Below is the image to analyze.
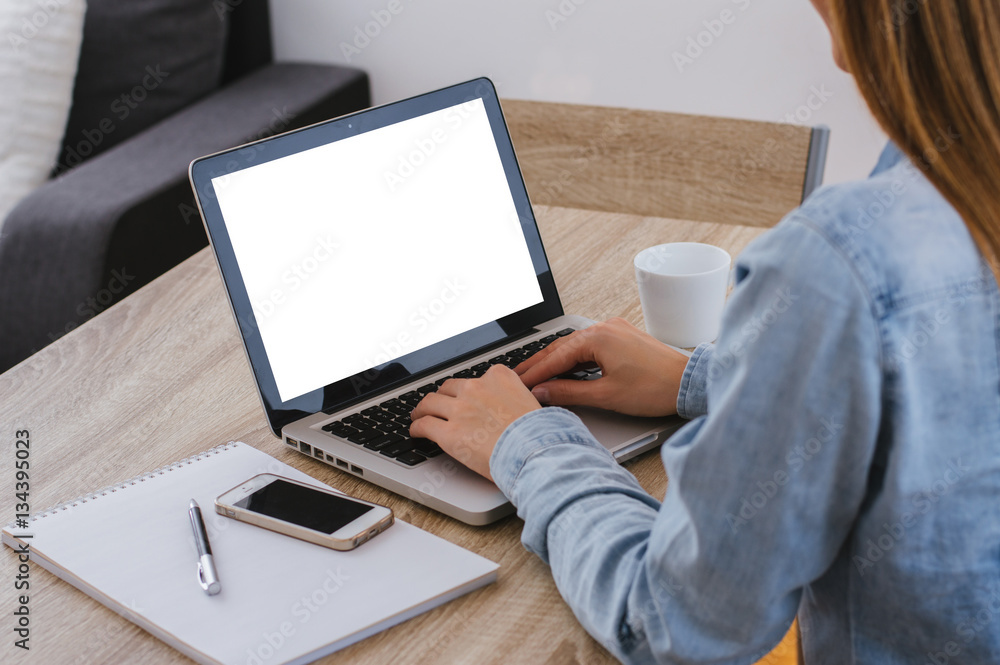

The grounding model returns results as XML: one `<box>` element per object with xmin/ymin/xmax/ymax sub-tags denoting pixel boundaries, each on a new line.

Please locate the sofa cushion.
<box><xmin>0</xmin><ymin>0</ymin><xmax>86</xmax><ymax>233</ymax></box>
<box><xmin>56</xmin><ymin>0</ymin><xmax>228</xmax><ymax>173</ymax></box>
<box><xmin>0</xmin><ymin>62</ymin><xmax>370</xmax><ymax>373</ymax></box>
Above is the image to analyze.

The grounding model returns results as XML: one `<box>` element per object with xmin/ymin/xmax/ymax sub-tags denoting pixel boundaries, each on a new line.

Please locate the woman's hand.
<box><xmin>410</xmin><ymin>365</ymin><xmax>541</xmax><ymax>480</ymax></box>
<box><xmin>410</xmin><ymin>318</ymin><xmax>690</xmax><ymax>480</ymax></box>
<box><xmin>516</xmin><ymin>318</ymin><xmax>689</xmax><ymax>417</ymax></box>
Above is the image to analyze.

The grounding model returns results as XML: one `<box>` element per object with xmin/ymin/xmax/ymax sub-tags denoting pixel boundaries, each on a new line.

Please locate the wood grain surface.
<box><xmin>0</xmin><ymin>206</ymin><xmax>798</xmax><ymax>664</ymax></box>
<box><xmin>503</xmin><ymin>99</ymin><xmax>813</xmax><ymax>229</ymax></box>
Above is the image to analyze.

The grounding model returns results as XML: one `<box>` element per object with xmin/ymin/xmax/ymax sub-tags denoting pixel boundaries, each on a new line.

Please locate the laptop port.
<box><xmin>325</xmin><ymin>453</ymin><xmax>335</xmax><ymax>462</ymax></box>
<box><xmin>286</xmin><ymin>438</ymin><xmax>298</xmax><ymax>448</ymax></box>
<box><xmin>299</xmin><ymin>441</ymin><xmax>312</xmax><ymax>455</ymax></box>
<box><xmin>350</xmin><ymin>465</ymin><xmax>363</xmax><ymax>476</ymax></box>
<box><xmin>314</xmin><ymin>448</ymin><xmax>324</xmax><ymax>459</ymax></box>
<box><xmin>336</xmin><ymin>459</ymin><xmax>348</xmax><ymax>469</ymax></box>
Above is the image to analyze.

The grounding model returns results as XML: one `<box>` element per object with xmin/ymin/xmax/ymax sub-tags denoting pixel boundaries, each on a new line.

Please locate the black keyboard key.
<box><xmin>489</xmin><ymin>355</ymin><xmax>507</xmax><ymax>364</ymax></box>
<box><xmin>524</xmin><ymin>341</ymin><xmax>544</xmax><ymax>352</ymax></box>
<box><xmin>343</xmin><ymin>413</ymin><xmax>366</xmax><ymax>425</ymax></box>
<box><xmin>329</xmin><ymin>424</ymin><xmax>362</xmax><ymax>439</ymax></box>
<box><xmin>386</xmin><ymin>403</ymin><xmax>410</xmax><ymax>416</ymax></box>
<box><xmin>562</xmin><ymin>370</ymin><xmax>591</xmax><ymax>381</ymax></box>
<box><xmin>400</xmin><ymin>391</ymin><xmax>420</xmax><ymax>402</ymax></box>
<box><xmin>395</xmin><ymin>451</ymin><xmax>427</xmax><ymax>466</ymax></box>
<box><xmin>361</xmin><ymin>406</ymin><xmax>380</xmax><ymax>416</ymax></box>
<box><xmin>541</xmin><ymin>334</ymin><xmax>558</xmax><ymax>344</ymax></box>
<box><xmin>366</xmin><ymin>417</ymin><xmax>390</xmax><ymax>433</ymax></box>
<box><xmin>557</xmin><ymin>328</ymin><xmax>575</xmax><ymax>336</ymax></box>
<box><xmin>380</xmin><ymin>398</ymin><xmax>402</xmax><ymax>409</ymax></box>
<box><xmin>380</xmin><ymin>438</ymin><xmax>417</xmax><ymax>458</ymax></box>
<box><xmin>435</xmin><ymin>376</ymin><xmax>451</xmax><ymax>386</ymax></box>
<box><xmin>394</xmin><ymin>414</ymin><xmax>411</xmax><ymax>427</ymax></box>
<box><xmin>364</xmin><ymin>433</ymin><xmax>404</xmax><ymax>451</ymax></box>
<box><xmin>417</xmin><ymin>383</ymin><xmax>438</xmax><ymax>395</ymax></box>
<box><xmin>346</xmin><ymin>428</ymin><xmax>381</xmax><ymax>445</ymax></box>
<box><xmin>454</xmin><ymin>369</ymin><xmax>475</xmax><ymax>379</ymax></box>
<box><xmin>369</xmin><ymin>411</ymin><xmax>395</xmax><ymax>424</ymax></box>
<box><xmin>387</xmin><ymin>421</ymin><xmax>410</xmax><ymax>435</ymax></box>
<box><xmin>412</xmin><ymin>439</ymin><xmax>443</xmax><ymax>458</ymax></box>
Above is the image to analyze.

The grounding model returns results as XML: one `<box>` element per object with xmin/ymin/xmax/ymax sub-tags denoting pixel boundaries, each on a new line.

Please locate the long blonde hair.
<box><xmin>829</xmin><ymin>1</ymin><xmax>1000</xmax><ymax>278</ymax></box>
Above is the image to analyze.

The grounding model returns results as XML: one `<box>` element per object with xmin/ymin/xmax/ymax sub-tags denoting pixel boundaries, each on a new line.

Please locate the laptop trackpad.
<box><xmin>566</xmin><ymin>405</ymin><xmax>685</xmax><ymax>462</ymax></box>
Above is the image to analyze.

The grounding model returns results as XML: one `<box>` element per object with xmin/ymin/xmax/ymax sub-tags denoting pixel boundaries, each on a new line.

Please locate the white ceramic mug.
<box><xmin>634</xmin><ymin>242</ymin><xmax>732</xmax><ymax>348</ymax></box>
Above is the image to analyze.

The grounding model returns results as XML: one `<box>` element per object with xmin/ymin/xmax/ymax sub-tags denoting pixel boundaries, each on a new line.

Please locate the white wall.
<box><xmin>271</xmin><ymin>0</ymin><xmax>888</xmax><ymax>185</ymax></box>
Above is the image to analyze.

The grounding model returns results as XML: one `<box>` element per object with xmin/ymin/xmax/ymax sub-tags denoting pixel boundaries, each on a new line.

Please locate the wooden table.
<box><xmin>0</xmin><ymin>206</ymin><xmax>797</xmax><ymax>664</ymax></box>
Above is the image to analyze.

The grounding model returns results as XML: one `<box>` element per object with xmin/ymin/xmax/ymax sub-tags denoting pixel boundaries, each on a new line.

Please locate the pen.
<box><xmin>188</xmin><ymin>499</ymin><xmax>221</xmax><ymax>596</ymax></box>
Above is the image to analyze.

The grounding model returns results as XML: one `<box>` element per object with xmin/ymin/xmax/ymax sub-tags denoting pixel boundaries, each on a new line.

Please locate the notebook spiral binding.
<box><xmin>14</xmin><ymin>442</ymin><xmax>240</xmax><ymax>525</ymax></box>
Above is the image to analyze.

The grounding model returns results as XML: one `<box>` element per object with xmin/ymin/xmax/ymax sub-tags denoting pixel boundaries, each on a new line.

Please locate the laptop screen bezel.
<box><xmin>189</xmin><ymin>78</ymin><xmax>563</xmax><ymax>435</ymax></box>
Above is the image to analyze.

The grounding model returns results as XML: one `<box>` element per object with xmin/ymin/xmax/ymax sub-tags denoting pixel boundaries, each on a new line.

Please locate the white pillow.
<box><xmin>0</xmin><ymin>0</ymin><xmax>87</xmax><ymax>232</ymax></box>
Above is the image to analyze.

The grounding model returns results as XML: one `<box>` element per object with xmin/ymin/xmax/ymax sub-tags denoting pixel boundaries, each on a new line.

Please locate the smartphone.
<box><xmin>215</xmin><ymin>474</ymin><xmax>393</xmax><ymax>550</ymax></box>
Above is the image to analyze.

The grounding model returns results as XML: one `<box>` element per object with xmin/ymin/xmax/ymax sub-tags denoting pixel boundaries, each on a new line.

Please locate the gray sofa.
<box><xmin>0</xmin><ymin>0</ymin><xmax>370</xmax><ymax>372</ymax></box>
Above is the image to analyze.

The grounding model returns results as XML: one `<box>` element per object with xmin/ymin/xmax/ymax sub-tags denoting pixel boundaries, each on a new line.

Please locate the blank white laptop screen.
<box><xmin>214</xmin><ymin>99</ymin><xmax>544</xmax><ymax>403</ymax></box>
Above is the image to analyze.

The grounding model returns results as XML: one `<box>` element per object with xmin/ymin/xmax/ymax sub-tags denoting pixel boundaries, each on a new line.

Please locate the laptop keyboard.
<box><xmin>320</xmin><ymin>327</ymin><xmax>587</xmax><ymax>467</ymax></box>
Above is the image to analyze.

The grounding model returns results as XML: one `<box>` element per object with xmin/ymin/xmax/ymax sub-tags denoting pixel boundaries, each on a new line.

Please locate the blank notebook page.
<box><xmin>2</xmin><ymin>442</ymin><xmax>498</xmax><ymax>665</ymax></box>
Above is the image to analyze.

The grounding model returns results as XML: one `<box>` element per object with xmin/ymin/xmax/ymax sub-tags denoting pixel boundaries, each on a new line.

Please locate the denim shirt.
<box><xmin>490</xmin><ymin>143</ymin><xmax>1000</xmax><ymax>664</ymax></box>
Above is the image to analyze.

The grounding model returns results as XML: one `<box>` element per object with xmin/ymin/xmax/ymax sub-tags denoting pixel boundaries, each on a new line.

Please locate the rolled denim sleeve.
<box><xmin>490</xmin><ymin>215</ymin><xmax>883</xmax><ymax>664</ymax></box>
<box><xmin>676</xmin><ymin>343</ymin><xmax>713</xmax><ymax>420</ymax></box>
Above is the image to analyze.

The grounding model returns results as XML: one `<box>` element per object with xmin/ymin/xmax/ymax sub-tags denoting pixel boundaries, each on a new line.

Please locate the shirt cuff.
<box><xmin>676</xmin><ymin>343</ymin><xmax>713</xmax><ymax>420</ymax></box>
<box><xmin>489</xmin><ymin>406</ymin><xmax>604</xmax><ymax>500</ymax></box>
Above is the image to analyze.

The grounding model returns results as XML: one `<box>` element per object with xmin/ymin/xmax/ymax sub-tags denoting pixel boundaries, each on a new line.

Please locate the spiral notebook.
<box><xmin>1</xmin><ymin>442</ymin><xmax>499</xmax><ymax>665</ymax></box>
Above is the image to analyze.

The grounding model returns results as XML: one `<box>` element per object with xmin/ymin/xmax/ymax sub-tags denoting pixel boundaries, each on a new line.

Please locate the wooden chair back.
<box><xmin>502</xmin><ymin>99</ymin><xmax>829</xmax><ymax>228</ymax></box>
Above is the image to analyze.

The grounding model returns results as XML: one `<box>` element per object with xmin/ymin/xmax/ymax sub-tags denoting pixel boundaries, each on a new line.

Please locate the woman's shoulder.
<box><xmin>747</xmin><ymin>147</ymin><xmax>986</xmax><ymax>315</ymax></box>
<box><xmin>794</xmin><ymin>145</ymin><xmax>965</xmax><ymax>253</ymax></box>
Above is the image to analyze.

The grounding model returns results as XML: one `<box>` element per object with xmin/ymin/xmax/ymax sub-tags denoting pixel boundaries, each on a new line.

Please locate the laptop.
<box><xmin>189</xmin><ymin>77</ymin><xmax>682</xmax><ymax>525</ymax></box>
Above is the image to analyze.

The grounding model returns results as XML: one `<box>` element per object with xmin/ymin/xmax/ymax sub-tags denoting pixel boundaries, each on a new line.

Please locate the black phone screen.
<box><xmin>236</xmin><ymin>478</ymin><xmax>374</xmax><ymax>534</ymax></box>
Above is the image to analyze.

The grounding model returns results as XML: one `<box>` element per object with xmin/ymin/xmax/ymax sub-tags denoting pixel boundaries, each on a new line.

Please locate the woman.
<box><xmin>412</xmin><ymin>1</ymin><xmax>1000</xmax><ymax>662</ymax></box>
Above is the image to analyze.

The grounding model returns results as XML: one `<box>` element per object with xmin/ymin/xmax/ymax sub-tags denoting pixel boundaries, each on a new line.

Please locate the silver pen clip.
<box><xmin>197</xmin><ymin>554</ymin><xmax>221</xmax><ymax>595</ymax></box>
